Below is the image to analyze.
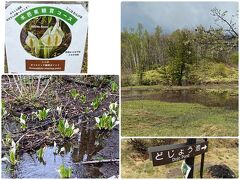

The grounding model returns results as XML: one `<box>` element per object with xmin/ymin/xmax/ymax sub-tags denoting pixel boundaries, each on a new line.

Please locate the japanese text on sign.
<box><xmin>15</xmin><ymin>6</ymin><xmax>78</xmax><ymax>25</ymax></box>
<box><xmin>148</xmin><ymin>141</ymin><xmax>208</xmax><ymax>166</ymax></box>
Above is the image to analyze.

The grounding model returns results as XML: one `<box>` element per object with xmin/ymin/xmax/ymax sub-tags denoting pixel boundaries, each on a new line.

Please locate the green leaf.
<box><xmin>65</xmin><ymin>128</ymin><xmax>73</xmax><ymax>138</ymax></box>
<box><xmin>95</xmin><ymin>113</ymin><xmax>117</xmax><ymax>130</ymax></box>
<box><xmin>37</xmin><ymin>108</ymin><xmax>50</xmax><ymax>121</ymax></box>
<box><xmin>37</xmin><ymin>147</ymin><xmax>45</xmax><ymax>160</ymax></box>
<box><xmin>111</xmin><ymin>81</ymin><xmax>118</xmax><ymax>92</ymax></box>
<box><xmin>80</xmin><ymin>95</ymin><xmax>87</xmax><ymax>103</ymax></box>
<box><xmin>9</xmin><ymin>149</ymin><xmax>17</xmax><ymax>165</ymax></box>
<box><xmin>21</xmin><ymin>124</ymin><xmax>27</xmax><ymax>130</ymax></box>
<box><xmin>58</xmin><ymin>164</ymin><xmax>72</xmax><ymax>178</ymax></box>
<box><xmin>91</xmin><ymin>97</ymin><xmax>101</xmax><ymax>110</ymax></box>
<box><xmin>58</xmin><ymin>119</ymin><xmax>77</xmax><ymax>138</ymax></box>
<box><xmin>1</xmin><ymin>100</ymin><xmax>7</xmax><ymax>118</ymax></box>
<box><xmin>58</xmin><ymin>119</ymin><xmax>65</xmax><ymax>137</ymax></box>
<box><xmin>70</xmin><ymin>89</ymin><xmax>80</xmax><ymax>100</ymax></box>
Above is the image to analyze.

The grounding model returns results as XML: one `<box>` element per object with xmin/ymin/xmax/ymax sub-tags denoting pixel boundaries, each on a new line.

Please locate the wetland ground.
<box><xmin>1</xmin><ymin>75</ymin><xmax>119</xmax><ymax>178</ymax></box>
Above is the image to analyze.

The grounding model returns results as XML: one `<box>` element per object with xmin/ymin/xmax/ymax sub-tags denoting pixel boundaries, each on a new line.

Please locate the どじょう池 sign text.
<box><xmin>148</xmin><ymin>140</ymin><xmax>208</xmax><ymax>166</ymax></box>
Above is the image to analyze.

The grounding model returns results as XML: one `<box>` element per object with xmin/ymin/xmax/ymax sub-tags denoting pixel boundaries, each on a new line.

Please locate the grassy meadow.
<box><xmin>121</xmin><ymin>99</ymin><xmax>238</xmax><ymax>137</ymax></box>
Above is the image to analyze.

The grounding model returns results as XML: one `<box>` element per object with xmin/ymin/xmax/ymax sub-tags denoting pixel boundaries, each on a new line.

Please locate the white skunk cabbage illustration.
<box><xmin>25</xmin><ymin>17</ymin><xmax>65</xmax><ymax>58</ymax></box>
<box><xmin>52</xmin><ymin>19</ymin><xmax>65</xmax><ymax>39</ymax></box>
<box><xmin>41</xmin><ymin>18</ymin><xmax>64</xmax><ymax>47</ymax></box>
<box><xmin>25</xmin><ymin>32</ymin><xmax>39</xmax><ymax>49</ymax></box>
<box><xmin>51</xmin><ymin>31</ymin><xmax>63</xmax><ymax>47</ymax></box>
<box><xmin>40</xmin><ymin>27</ymin><xmax>53</xmax><ymax>47</ymax></box>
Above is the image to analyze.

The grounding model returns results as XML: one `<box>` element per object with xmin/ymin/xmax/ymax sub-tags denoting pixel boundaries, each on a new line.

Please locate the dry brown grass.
<box><xmin>121</xmin><ymin>139</ymin><xmax>238</xmax><ymax>178</ymax></box>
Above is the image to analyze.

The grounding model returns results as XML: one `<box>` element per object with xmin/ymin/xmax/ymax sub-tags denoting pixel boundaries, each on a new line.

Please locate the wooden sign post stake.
<box><xmin>200</xmin><ymin>138</ymin><xmax>208</xmax><ymax>178</ymax></box>
<box><xmin>185</xmin><ymin>138</ymin><xmax>197</xmax><ymax>178</ymax></box>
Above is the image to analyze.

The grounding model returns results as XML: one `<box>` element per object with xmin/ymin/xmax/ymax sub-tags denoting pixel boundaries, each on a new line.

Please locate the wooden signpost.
<box><xmin>200</xmin><ymin>138</ymin><xmax>208</xmax><ymax>178</ymax></box>
<box><xmin>148</xmin><ymin>139</ymin><xmax>208</xmax><ymax>178</ymax></box>
<box><xmin>185</xmin><ymin>138</ymin><xmax>197</xmax><ymax>178</ymax></box>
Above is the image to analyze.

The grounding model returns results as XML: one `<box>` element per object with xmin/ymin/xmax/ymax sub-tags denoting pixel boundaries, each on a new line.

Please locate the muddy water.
<box><xmin>2</xmin><ymin>147</ymin><xmax>103</xmax><ymax>178</ymax></box>
<box><xmin>2</xmin><ymin>126</ymin><xmax>119</xmax><ymax>178</ymax></box>
<box><xmin>122</xmin><ymin>87</ymin><xmax>238</xmax><ymax>110</ymax></box>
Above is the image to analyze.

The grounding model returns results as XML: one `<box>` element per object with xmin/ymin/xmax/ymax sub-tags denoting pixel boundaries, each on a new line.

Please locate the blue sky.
<box><xmin>121</xmin><ymin>2</ymin><xmax>238</xmax><ymax>33</ymax></box>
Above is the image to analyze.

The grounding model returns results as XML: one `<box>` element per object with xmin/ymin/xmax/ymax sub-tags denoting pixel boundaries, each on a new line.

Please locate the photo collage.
<box><xmin>1</xmin><ymin>0</ymin><xmax>239</xmax><ymax>179</ymax></box>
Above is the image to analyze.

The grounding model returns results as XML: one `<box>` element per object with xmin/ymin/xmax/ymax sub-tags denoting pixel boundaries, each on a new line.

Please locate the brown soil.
<box><xmin>2</xmin><ymin>75</ymin><xmax>119</xmax><ymax>154</ymax></box>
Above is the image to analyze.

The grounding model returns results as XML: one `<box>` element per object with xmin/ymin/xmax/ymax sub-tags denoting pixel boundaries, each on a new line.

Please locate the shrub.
<box><xmin>157</xmin><ymin>66</ymin><xmax>173</xmax><ymax>85</ymax></box>
<box><xmin>121</xmin><ymin>74</ymin><xmax>132</xmax><ymax>86</ymax></box>
<box><xmin>188</xmin><ymin>61</ymin><xmax>238</xmax><ymax>84</ymax></box>
<box><xmin>213</xmin><ymin>63</ymin><xmax>228</xmax><ymax>77</ymax></box>
<box><xmin>230</xmin><ymin>52</ymin><xmax>238</xmax><ymax>66</ymax></box>
<box><xmin>129</xmin><ymin>74</ymin><xmax>139</xmax><ymax>86</ymax></box>
<box><xmin>142</xmin><ymin>70</ymin><xmax>161</xmax><ymax>85</ymax></box>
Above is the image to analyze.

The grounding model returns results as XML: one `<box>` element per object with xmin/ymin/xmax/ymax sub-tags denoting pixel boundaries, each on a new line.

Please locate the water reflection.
<box><xmin>122</xmin><ymin>88</ymin><xmax>238</xmax><ymax>110</ymax></box>
<box><xmin>71</xmin><ymin>127</ymin><xmax>103</xmax><ymax>163</ymax></box>
<box><xmin>2</xmin><ymin>121</ymin><xmax>115</xmax><ymax>178</ymax></box>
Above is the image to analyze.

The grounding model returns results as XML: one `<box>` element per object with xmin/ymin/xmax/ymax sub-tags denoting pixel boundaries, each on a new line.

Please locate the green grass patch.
<box><xmin>122</xmin><ymin>100</ymin><xmax>238</xmax><ymax>136</ymax></box>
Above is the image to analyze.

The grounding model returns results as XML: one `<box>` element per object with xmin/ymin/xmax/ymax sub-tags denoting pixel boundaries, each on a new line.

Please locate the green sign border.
<box><xmin>15</xmin><ymin>6</ymin><xmax>78</xmax><ymax>25</ymax></box>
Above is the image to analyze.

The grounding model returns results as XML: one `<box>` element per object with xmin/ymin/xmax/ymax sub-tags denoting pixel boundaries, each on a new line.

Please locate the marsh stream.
<box><xmin>122</xmin><ymin>86</ymin><xmax>238</xmax><ymax>110</ymax></box>
<box><xmin>2</xmin><ymin>126</ymin><xmax>119</xmax><ymax>178</ymax></box>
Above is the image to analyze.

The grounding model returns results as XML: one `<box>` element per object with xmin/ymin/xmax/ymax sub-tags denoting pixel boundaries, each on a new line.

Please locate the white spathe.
<box><xmin>25</xmin><ymin>31</ymin><xmax>39</xmax><ymax>49</ymax></box>
<box><xmin>41</xmin><ymin>18</ymin><xmax>64</xmax><ymax>47</ymax></box>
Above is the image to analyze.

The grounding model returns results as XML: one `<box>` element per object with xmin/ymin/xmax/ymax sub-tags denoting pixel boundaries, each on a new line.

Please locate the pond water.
<box><xmin>2</xmin><ymin>127</ymin><xmax>119</xmax><ymax>178</ymax></box>
<box><xmin>122</xmin><ymin>87</ymin><xmax>238</xmax><ymax>110</ymax></box>
<box><xmin>2</xmin><ymin>147</ymin><xmax>102</xmax><ymax>178</ymax></box>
